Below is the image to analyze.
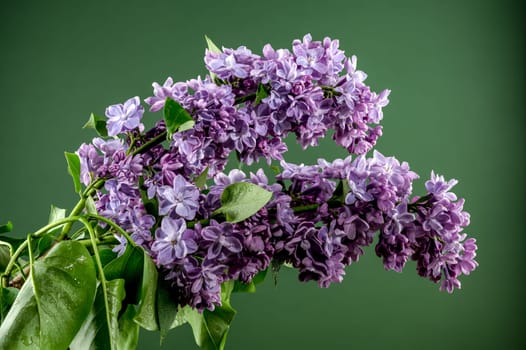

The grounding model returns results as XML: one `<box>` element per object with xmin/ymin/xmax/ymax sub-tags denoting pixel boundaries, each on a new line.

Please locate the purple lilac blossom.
<box><xmin>145</xmin><ymin>33</ymin><xmax>390</xmax><ymax>177</ymax></box>
<box><xmin>112</xmin><ymin>234</ymin><xmax>128</xmax><ymax>257</ymax></box>
<box><xmin>151</xmin><ymin>217</ymin><xmax>198</xmax><ymax>266</ymax></box>
<box><xmin>157</xmin><ymin>174</ymin><xmax>200</xmax><ymax>220</ymax></box>
<box><xmin>200</xmin><ymin>220</ymin><xmax>243</xmax><ymax>259</ymax></box>
<box><xmin>77</xmin><ymin>34</ymin><xmax>478</xmax><ymax>313</ymax></box>
<box><xmin>105</xmin><ymin>96</ymin><xmax>145</xmax><ymax>136</ymax></box>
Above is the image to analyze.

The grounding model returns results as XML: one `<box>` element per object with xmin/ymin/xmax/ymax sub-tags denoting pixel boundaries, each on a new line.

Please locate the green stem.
<box><xmin>77</xmin><ymin>235</ymin><xmax>117</xmax><ymax>247</ymax></box>
<box><xmin>187</xmin><ymin>218</ymin><xmax>210</xmax><ymax>229</ymax></box>
<box><xmin>0</xmin><ymin>241</ymin><xmax>13</xmax><ymax>258</ymax></box>
<box><xmin>27</xmin><ymin>234</ymin><xmax>40</xmax><ymax>308</ymax></box>
<box><xmin>1</xmin><ymin>216</ymin><xmax>81</xmax><ymax>287</ymax></box>
<box><xmin>1</xmin><ymin>241</ymin><xmax>27</xmax><ymax>288</ymax></box>
<box><xmin>234</xmin><ymin>93</ymin><xmax>256</xmax><ymax>104</ymax></box>
<box><xmin>13</xmin><ymin>262</ymin><xmax>26</xmax><ymax>281</ymax></box>
<box><xmin>34</xmin><ymin>217</ymin><xmax>82</xmax><ymax>238</ymax></box>
<box><xmin>186</xmin><ymin>202</ymin><xmax>322</xmax><ymax>229</ymax></box>
<box><xmin>292</xmin><ymin>203</ymin><xmax>320</xmax><ymax>214</ymax></box>
<box><xmin>86</xmin><ymin>214</ymin><xmax>136</xmax><ymax>246</ymax></box>
<box><xmin>79</xmin><ymin>216</ymin><xmax>114</xmax><ymax>350</ymax></box>
<box><xmin>132</xmin><ymin>131</ymin><xmax>167</xmax><ymax>156</ymax></box>
<box><xmin>59</xmin><ymin>178</ymin><xmax>105</xmax><ymax>240</ymax></box>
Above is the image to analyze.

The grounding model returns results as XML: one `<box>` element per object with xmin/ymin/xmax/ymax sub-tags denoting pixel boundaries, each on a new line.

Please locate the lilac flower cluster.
<box><xmin>144</xmin><ymin>34</ymin><xmax>389</xmax><ymax>177</ymax></box>
<box><xmin>77</xmin><ymin>135</ymin><xmax>155</xmax><ymax>248</ymax></box>
<box><xmin>376</xmin><ymin>172</ymin><xmax>478</xmax><ymax>292</ymax></box>
<box><xmin>273</xmin><ymin>151</ymin><xmax>418</xmax><ymax>287</ymax></box>
<box><xmin>75</xmin><ymin>34</ymin><xmax>477</xmax><ymax>313</ymax></box>
<box><xmin>147</xmin><ymin>169</ymin><xmax>289</xmax><ymax>310</ymax></box>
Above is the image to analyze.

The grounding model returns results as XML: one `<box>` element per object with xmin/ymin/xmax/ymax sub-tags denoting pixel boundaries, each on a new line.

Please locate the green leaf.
<box><xmin>83</xmin><ymin>113</ymin><xmax>108</xmax><ymax>137</ymax></box>
<box><xmin>133</xmin><ymin>251</ymin><xmax>158</xmax><ymax>331</ymax></box>
<box><xmin>65</xmin><ymin>152</ymin><xmax>83</xmax><ymax>194</ymax></box>
<box><xmin>134</xmin><ymin>252</ymin><xmax>186</xmax><ymax>343</ymax></box>
<box><xmin>0</xmin><ymin>276</ymin><xmax>40</xmax><ymax>348</ymax></box>
<box><xmin>103</xmin><ymin>244</ymin><xmax>144</xmax><ymax>305</ymax></box>
<box><xmin>156</xmin><ymin>279</ymin><xmax>188</xmax><ymax>344</ymax></box>
<box><xmin>0</xmin><ymin>245</ymin><xmax>10</xmax><ymax>272</ymax></box>
<box><xmin>204</xmin><ymin>36</ymin><xmax>222</xmax><ymax>81</ymax></box>
<box><xmin>70</xmin><ymin>279</ymin><xmax>138</xmax><ymax>350</ymax></box>
<box><xmin>0</xmin><ymin>241</ymin><xmax>97</xmax><ymax>349</ymax></box>
<box><xmin>0</xmin><ymin>286</ymin><xmax>18</xmax><ymax>324</ymax></box>
<box><xmin>233</xmin><ymin>280</ymin><xmax>256</xmax><ymax>293</ymax></box>
<box><xmin>254</xmin><ymin>83</ymin><xmax>270</xmax><ymax>106</ymax></box>
<box><xmin>194</xmin><ymin>166</ymin><xmax>209</xmax><ymax>189</ymax></box>
<box><xmin>163</xmin><ymin>98</ymin><xmax>195</xmax><ymax>139</ymax></box>
<box><xmin>36</xmin><ymin>205</ymin><xmax>66</xmax><ymax>248</ymax></box>
<box><xmin>0</xmin><ymin>235</ymin><xmax>25</xmax><ymax>252</ymax></box>
<box><xmin>85</xmin><ymin>196</ymin><xmax>98</xmax><ymax>215</ymax></box>
<box><xmin>330</xmin><ymin>179</ymin><xmax>350</xmax><ymax>203</ymax></box>
<box><xmin>214</xmin><ymin>182</ymin><xmax>272</xmax><ymax>223</ymax></box>
<box><xmin>48</xmin><ymin>204</ymin><xmax>66</xmax><ymax>225</ymax></box>
<box><xmin>35</xmin><ymin>234</ymin><xmax>54</xmax><ymax>257</ymax></box>
<box><xmin>205</xmin><ymin>35</ymin><xmax>221</xmax><ymax>54</ymax></box>
<box><xmin>0</xmin><ymin>221</ymin><xmax>13</xmax><ymax>234</ymax></box>
<box><xmin>98</xmin><ymin>248</ymin><xmax>118</xmax><ymax>267</ymax></box>
<box><xmin>116</xmin><ymin>304</ymin><xmax>140</xmax><ymax>350</ymax></box>
<box><xmin>186</xmin><ymin>283</ymin><xmax>236</xmax><ymax>350</ymax></box>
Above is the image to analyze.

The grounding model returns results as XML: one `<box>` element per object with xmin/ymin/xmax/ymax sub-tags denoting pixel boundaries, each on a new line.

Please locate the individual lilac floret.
<box><xmin>144</xmin><ymin>77</ymin><xmax>189</xmax><ymax>112</ymax></box>
<box><xmin>292</xmin><ymin>34</ymin><xmax>329</xmax><ymax>79</ymax></box>
<box><xmin>204</xmin><ymin>46</ymin><xmax>258</xmax><ymax>80</ymax></box>
<box><xmin>200</xmin><ymin>220</ymin><xmax>243</xmax><ymax>258</ymax></box>
<box><xmin>112</xmin><ymin>234</ymin><xmax>128</xmax><ymax>257</ymax></box>
<box><xmin>77</xmin><ymin>143</ymin><xmax>103</xmax><ymax>185</ymax></box>
<box><xmin>157</xmin><ymin>174</ymin><xmax>200</xmax><ymax>220</ymax></box>
<box><xmin>105</xmin><ymin>96</ymin><xmax>145</xmax><ymax>136</ymax></box>
<box><xmin>425</xmin><ymin>171</ymin><xmax>459</xmax><ymax>201</ymax></box>
<box><xmin>151</xmin><ymin>217</ymin><xmax>198</xmax><ymax>266</ymax></box>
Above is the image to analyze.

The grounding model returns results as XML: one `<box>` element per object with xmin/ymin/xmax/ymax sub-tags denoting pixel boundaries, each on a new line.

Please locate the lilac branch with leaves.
<box><xmin>0</xmin><ymin>34</ymin><xmax>478</xmax><ymax>350</ymax></box>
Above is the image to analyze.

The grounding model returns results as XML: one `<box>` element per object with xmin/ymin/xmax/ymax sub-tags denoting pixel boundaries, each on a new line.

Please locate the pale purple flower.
<box><xmin>151</xmin><ymin>217</ymin><xmax>197</xmax><ymax>265</ymax></box>
<box><xmin>144</xmin><ymin>77</ymin><xmax>189</xmax><ymax>112</ymax></box>
<box><xmin>77</xmin><ymin>143</ymin><xmax>103</xmax><ymax>185</ymax></box>
<box><xmin>200</xmin><ymin>220</ymin><xmax>243</xmax><ymax>259</ymax></box>
<box><xmin>204</xmin><ymin>46</ymin><xmax>256</xmax><ymax>79</ymax></box>
<box><xmin>112</xmin><ymin>234</ymin><xmax>127</xmax><ymax>257</ymax></box>
<box><xmin>105</xmin><ymin>96</ymin><xmax>144</xmax><ymax>136</ymax></box>
<box><xmin>292</xmin><ymin>33</ymin><xmax>328</xmax><ymax>79</ymax></box>
<box><xmin>425</xmin><ymin>171</ymin><xmax>459</xmax><ymax>201</ymax></box>
<box><xmin>213</xmin><ymin>169</ymin><xmax>246</xmax><ymax>187</ymax></box>
<box><xmin>157</xmin><ymin>174</ymin><xmax>199</xmax><ymax>219</ymax></box>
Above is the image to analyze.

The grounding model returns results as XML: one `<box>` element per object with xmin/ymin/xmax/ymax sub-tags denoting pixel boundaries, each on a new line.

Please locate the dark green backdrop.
<box><xmin>1</xmin><ymin>1</ymin><xmax>524</xmax><ymax>349</ymax></box>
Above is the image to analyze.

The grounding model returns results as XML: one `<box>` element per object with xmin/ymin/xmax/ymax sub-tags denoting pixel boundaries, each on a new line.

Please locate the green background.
<box><xmin>0</xmin><ymin>0</ymin><xmax>524</xmax><ymax>349</ymax></box>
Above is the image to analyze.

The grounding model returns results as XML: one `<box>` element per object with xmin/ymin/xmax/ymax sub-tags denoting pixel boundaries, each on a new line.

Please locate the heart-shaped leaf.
<box><xmin>214</xmin><ymin>182</ymin><xmax>272</xmax><ymax>223</ymax></box>
<box><xmin>0</xmin><ymin>240</ymin><xmax>97</xmax><ymax>349</ymax></box>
